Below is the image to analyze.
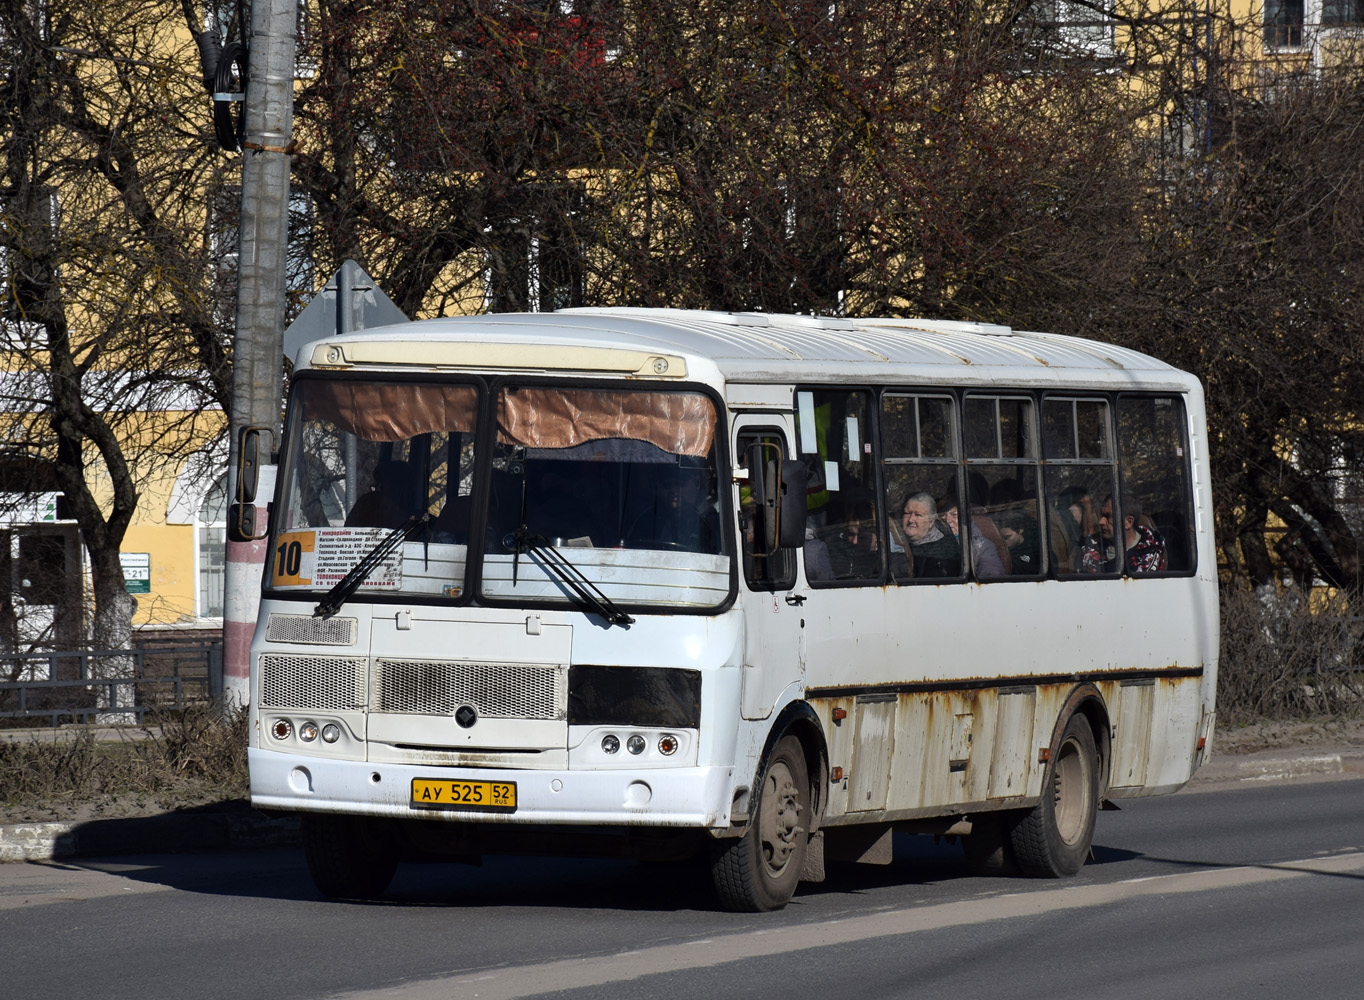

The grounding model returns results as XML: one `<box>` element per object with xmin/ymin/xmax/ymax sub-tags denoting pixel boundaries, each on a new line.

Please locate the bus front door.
<box><xmin>735</xmin><ymin>420</ymin><xmax>806</xmax><ymax>721</ymax></box>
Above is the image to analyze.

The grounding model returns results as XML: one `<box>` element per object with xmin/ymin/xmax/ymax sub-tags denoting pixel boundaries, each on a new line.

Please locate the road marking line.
<box><xmin>330</xmin><ymin>852</ymin><xmax>1364</xmax><ymax>1000</ymax></box>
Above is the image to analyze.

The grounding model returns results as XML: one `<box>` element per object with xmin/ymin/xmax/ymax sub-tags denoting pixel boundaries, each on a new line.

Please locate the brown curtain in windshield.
<box><xmin>301</xmin><ymin>383</ymin><xmax>478</xmax><ymax>442</ymax></box>
<box><xmin>498</xmin><ymin>388</ymin><xmax>716</xmax><ymax>457</ymax></box>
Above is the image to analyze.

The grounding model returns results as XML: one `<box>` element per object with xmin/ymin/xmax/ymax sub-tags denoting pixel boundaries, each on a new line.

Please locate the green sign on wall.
<box><xmin>120</xmin><ymin>552</ymin><xmax>151</xmax><ymax>594</ymax></box>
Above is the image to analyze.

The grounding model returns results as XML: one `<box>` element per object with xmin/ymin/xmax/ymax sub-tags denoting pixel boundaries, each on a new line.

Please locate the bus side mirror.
<box><xmin>226</xmin><ymin>503</ymin><xmax>263</xmax><ymax>543</ymax></box>
<box><xmin>227</xmin><ymin>425</ymin><xmax>276</xmax><ymax>543</ymax></box>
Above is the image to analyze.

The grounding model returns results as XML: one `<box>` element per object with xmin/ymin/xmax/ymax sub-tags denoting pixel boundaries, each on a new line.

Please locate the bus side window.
<box><xmin>962</xmin><ymin>394</ymin><xmax>1041</xmax><ymax>579</ymax></box>
<box><xmin>737</xmin><ymin>430</ymin><xmax>796</xmax><ymax>591</ymax></box>
<box><xmin>880</xmin><ymin>392</ymin><xmax>964</xmax><ymax>584</ymax></box>
<box><xmin>1042</xmin><ymin>396</ymin><xmax>1119</xmax><ymax>577</ymax></box>
<box><xmin>795</xmin><ymin>388</ymin><xmax>882</xmax><ymax>585</ymax></box>
<box><xmin>1117</xmin><ymin>395</ymin><xmax>1196</xmax><ymax>574</ymax></box>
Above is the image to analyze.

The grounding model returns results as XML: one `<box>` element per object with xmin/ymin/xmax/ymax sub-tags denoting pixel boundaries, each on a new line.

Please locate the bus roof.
<box><xmin>296</xmin><ymin>307</ymin><xmax>1195</xmax><ymax>391</ymax></box>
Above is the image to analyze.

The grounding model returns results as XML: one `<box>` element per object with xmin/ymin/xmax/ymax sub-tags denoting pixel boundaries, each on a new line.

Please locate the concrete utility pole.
<box><xmin>223</xmin><ymin>0</ymin><xmax>297</xmax><ymax>707</ymax></box>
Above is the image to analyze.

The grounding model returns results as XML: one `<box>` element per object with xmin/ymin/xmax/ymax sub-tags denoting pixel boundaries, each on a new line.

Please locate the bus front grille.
<box><xmin>264</xmin><ymin>613</ymin><xmax>358</xmax><ymax>646</ymax></box>
<box><xmin>259</xmin><ymin>654</ymin><xmax>368</xmax><ymax>710</ymax></box>
<box><xmin>374</xmin><ymin>659</ymin><xmax>566</xmax><ymax>720</ymax></box>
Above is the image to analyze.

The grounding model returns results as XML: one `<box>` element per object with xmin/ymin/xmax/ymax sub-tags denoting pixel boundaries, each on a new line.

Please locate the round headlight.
<box><xmin>321</xmin><ymin>723</ymin><xmax>341</xmax><ymax>744</ymax></box>
<box><xmin>626</xmin><ymin>734</ymin><xmax>646</xmax><ymax>755</ymax></box>
<box><xmin>601</xmin><ymin>734</ymin><xmax>620</xmax><ymax>754</ymax></box>
<box><xmin>658</xmin><ymin>734</ymin><xmax>679</xmax><ymax>756</ymax></box>
<box><xmin>271</xmin><ymin>719</ymin><xmax>292</xmax><ymax>740</ymax></box>
<box><xmin>299</xmin><ymin>722</ymin><xmax>319</xmax><ymax>742</ymax></box>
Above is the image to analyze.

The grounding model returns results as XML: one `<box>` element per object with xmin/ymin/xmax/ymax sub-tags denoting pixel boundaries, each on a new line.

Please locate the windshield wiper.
<box><xmin>314</xmin><ymin>513</ymin><xmax>431</xmax><ymax>619</ymax></box>
<box><xmin>507</xmin><ymin>530</ymin><xmax>634</xmax><ymax>627</ymax></box>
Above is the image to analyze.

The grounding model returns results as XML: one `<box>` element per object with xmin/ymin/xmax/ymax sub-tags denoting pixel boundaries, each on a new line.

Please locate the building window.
<box><xmin>1265</xmin><ymin>0</ymin><xmax>1305</xmax><ymax>47</ymax></box>
<box><xmin>1024</xmin><ymin>0</ymin><xmax>1117</xmax><ymax>59</ymax></box>
<box><xmin>0</xmin><ymin>190</ymin><xmax>59</xmax><ymax>350</ymax></box>
<box><xmin>484</xmin><ymin>199</ymin><xmax>585</xmax><ymax>314</ymax></box>
<box><xmin>1322</xmin><ymin>1</ymin><xmax>1364</xmax><ymax>24</ymax></box>
<box><xmin>198</xmin><ymin>474</ymin><xmax>227</xmax><ymax>618</ymax></box>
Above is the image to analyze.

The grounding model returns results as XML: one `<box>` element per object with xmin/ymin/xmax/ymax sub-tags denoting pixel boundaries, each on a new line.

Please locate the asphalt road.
<box><xmin>3</xmin><ymin>774</ymin><xmax>1362</xmax><ymax>1000</ymax></box>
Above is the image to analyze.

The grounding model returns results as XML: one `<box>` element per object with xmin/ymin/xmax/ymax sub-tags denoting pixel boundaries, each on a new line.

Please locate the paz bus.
<box><xmin>235</xmin><ymin>307</ymin><xmax>1219</xmax><ymax>911</ymax></box>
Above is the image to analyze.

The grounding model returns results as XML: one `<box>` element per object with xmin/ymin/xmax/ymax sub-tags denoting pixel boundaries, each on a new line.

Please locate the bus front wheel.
<box><xmin>710</xmin><ymin>735</ymin><xmax>810</xmax><ymax>911</ymax></box>
<box><xmin>301</xmin><ymin>814</ymin><xmax>399</xmax><ymax>900</ymax></box>
<box><xmin>1010</xmin><ymin>713</ymin><xmax>1099</xmax><ymax>877</ymax></box>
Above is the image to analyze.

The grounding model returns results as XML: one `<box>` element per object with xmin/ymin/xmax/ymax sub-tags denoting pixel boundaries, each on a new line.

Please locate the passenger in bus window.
<box><xmin>1080</xmin><ymin>493</ymin><xmax>1167</xmax><ymax>575</ymax></box>
<box><xmin>804</xmin><ymin>526</ymin><xmax>834</xmax><ymax>581</ymax></box>
<box><xmin>996</xmin><ymin>509</ymin><xmax>1042</xmax><ymax>576</ymax></box>
<box><xmin>345</xmin><ymin>458</ymin><xmax>420</xmax><ymax>529</ymax></box>
<box><xmin>825</xmin><ymin>499</ymin><xmax>879</xmax><ymax>579</ymax></box>
<box><xmin>432</xmin><ymin>494</ymin><xmax>472</xmax><ymax>543</ymax></box>
<box><xmin>668</xmin><ymin>463</ymin><xmax>722</xmax><ymax>553</ymax></box>
<box><xmin>1049</xmin><ymin>483</ymin><xmax>1098</xmax><ymax>572</ymax></box>
<box><xmin>941</xmin><ymin>499</ymin><xmax>1004</xmax><ymax>579</ymax></box>
<box><xmin>890</xmin><ymin>492</ymin><xmax>960</xmax><ymax>580</ymax></box>
<box><xmin>947</xmin><ymin>473</ymin><xmax>1011</xmax><ymax>574</ymax></box>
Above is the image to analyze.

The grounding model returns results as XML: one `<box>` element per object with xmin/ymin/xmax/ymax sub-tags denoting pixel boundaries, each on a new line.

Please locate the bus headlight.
<box><xmin>321</xmin><ymin>723</ymin><xmax>341</xmax><ymax>744</ymax></box>
<box><xmin>299</xmin><ymin>722</ymin><xmax>319</xmax><ymax>742</ymax></box>
<box><xmin>626</xmin><ymin>735</ymin><xmax>646</xmax><ymax>755</ymax></box>
<box><xmin>601</xmin><ymin>734</ymin><xmax>620</xmax><ymax>754</ymax></box>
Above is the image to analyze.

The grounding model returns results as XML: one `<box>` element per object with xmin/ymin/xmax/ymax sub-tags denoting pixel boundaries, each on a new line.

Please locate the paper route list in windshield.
<box><xmin>273</xmin><ymin>528</ymin><xmax>404</xmax><ymax>590</ymax></box>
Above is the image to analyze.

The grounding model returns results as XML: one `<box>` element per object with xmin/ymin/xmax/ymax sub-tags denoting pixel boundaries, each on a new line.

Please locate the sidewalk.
<box><xmin>4</xmin><ymin>744</ymin><xmax>1361</xmax><ymax>864</ymax></box>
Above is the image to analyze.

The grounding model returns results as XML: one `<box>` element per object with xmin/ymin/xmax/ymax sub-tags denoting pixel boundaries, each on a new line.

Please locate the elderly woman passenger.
<box><xmin>890</xmin><ymin>492</ymin><xmax>960</xmax><ymax>581</ymax></box>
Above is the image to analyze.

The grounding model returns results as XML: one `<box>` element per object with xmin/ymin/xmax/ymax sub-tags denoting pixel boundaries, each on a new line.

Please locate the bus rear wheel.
<box><xmin>710</xmin><ymin>735</ymin><xmax>809</xmax><ymax>912</ymax></box>
<box><xmin>301</xmin><ymin>814</ymin><xmax>399</xmax><ymax>900</ymax></box>
<box><xmin>1010</xmin><ymin>713</ymin><xmax>1099</xmax><ymax>877</ymax></box>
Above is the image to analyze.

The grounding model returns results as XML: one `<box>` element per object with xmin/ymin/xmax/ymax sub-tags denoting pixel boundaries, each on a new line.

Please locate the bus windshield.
<box><xmin>481</xmin><ymin>385</ymin><xmax>729</xmax><ymax>611</ymax></box>
<box><xmin>269</xmin><ymin>378</ymin><xmax>730</xmax><ymax>613</ymax></box>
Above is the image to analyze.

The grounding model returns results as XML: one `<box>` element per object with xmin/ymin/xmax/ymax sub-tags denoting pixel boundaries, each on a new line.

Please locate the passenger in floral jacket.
<box><xmin>1079</xmin><ymin>493</ymin><xmax>1167</xmax><ymax>575</ymax></box>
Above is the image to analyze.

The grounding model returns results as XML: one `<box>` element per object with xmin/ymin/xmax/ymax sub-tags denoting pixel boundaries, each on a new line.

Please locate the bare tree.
<box><xmin>287</xmin><ymin>1</ymin><xmax>1149</xmax><ymax>321</ymax></box>
<box><xmin>0</xmin><ymin>0</ymin><xmax>232</xmax><ymax>663</ymax></box>
<box><xmin>1047</xmin><ymin>5</ymin><xmax>1364</xmax><ymax>596</ymax></box>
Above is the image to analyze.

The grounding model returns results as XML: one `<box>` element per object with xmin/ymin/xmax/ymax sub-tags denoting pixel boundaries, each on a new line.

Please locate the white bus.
<box><xmin>238</xmin><ymin>308</ymin><xmax>1219</xmax><ymax>911</ymax></box>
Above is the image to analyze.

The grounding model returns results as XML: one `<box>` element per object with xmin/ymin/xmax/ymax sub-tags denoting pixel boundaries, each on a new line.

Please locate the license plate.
<box><xmin>410</xmin><ymin>778</ymin><xmax>517</xmax><ymax>812</ymax></box>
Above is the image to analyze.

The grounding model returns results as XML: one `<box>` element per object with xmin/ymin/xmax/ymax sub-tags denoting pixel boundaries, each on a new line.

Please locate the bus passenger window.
<box><xmin>1042</xmin><ymin>397</ymin><xmax>1118</xmax><ymax>577</ymax></box>
<box><xmin>882</xmin><ymin>392</ymin><xmax>963</xmax><ymax>584</ymax></box>
<box><xmin>962</xmin><ymin>394</ymin><xmax>1041</xmax><ymax>579</ymax></box>
<box><xmin>1117</xmin><ymin>395</ymin><xmax>1196</xmax><ymax>574</ymax></box>
<box><xmin>795</xmin><ymin>388</ymin><xmax>882</xmax><ymax>585</ymax></box>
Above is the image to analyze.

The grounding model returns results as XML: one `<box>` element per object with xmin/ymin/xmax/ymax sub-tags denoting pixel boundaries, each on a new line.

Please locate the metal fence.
<box><xmin>0</xmin><ymin>642</ymin><xmax>223</xmax><ymax>726</ymax></box>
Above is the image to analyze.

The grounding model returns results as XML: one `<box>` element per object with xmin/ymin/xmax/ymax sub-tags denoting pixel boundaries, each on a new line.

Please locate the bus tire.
<box><xmin>962</xmin><ymin>811</ymin><xmax>1021</xmax><ymax>877</ymax></box>
<box><xmin>710</xmin><ymin>735</ymin><xmax>809</xmax><ymax>911</ymax></box>
<box><xmin>301</xmin><ymin>814</ymin><xmax>399</xmax><ymax>900</ymax></box>
<box><xmin>1010</xmin><ymin>713</ymin><xmax>1098</xmax><ymax>877</ymax></box>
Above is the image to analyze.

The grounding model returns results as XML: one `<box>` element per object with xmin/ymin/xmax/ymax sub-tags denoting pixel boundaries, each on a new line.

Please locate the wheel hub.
<box><xmin>759</xmin><ymin>761</ymin><xmax>803</xmax><ymax>870</ymax></box>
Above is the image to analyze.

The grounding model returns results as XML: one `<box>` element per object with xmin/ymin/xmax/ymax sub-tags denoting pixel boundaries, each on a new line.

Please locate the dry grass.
<box><xmin>1218</xmin><ymin>586</ymin><xmax>1364</xmax><ymax>726</ymax></box>
<box><xmin>0</xmin><ymin>702</ymin><xmax>248</xmax><ymax>824</ymax></box>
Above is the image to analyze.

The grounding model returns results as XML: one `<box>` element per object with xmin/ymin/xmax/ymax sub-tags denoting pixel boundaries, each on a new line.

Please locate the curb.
<box><xmin>1189</xmin><ymin>746</ymin><xmax>1364</xmax><ymax>787</ymax></box>
<box><xmin>1195</xmin><ymin>753</ymin><xmax>1343</xmax><ymax>784</ymax></box>
<box><xmin>0</xmin><ymin>805</ymin><xmax>299</xmax><ymax>863</ymax></box>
